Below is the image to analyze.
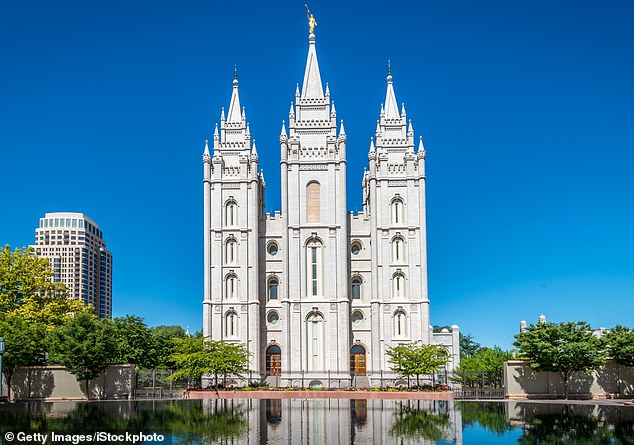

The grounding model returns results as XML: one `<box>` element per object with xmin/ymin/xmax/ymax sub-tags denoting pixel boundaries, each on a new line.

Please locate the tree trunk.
<box><xmin>6</xmin><ymin>371</ymin><xmax>13</xmax><ymax>401</ymax></box>
<box><xmin>562</xmin><ymin>373</ymin><xmax>569</xmax><ymax>400</ymax></box>
<box><xmin>85</xmin><ymin>378</ymin><xmax>90</xmax><ymax>400</ymax></box>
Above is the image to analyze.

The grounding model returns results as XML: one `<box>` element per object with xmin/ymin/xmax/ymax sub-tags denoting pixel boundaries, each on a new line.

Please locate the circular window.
<box><xmin>351</xmin><ymin>242</ymin><xmax>361</xmax><ymax>255</ymax></box>
<box><xmin>267</xmin><ymin>311</ymin><xmax>280</xmax><ymax>325</ymax></box>
<box><xmin>267</xmin><ymin>242</ymin><xmax>278</xmax><ymax>256</ymax></box>
<box><xmin>351</xmin><ymin>311</ymin><xmax>364</xmax><ymax>325</ymax></box>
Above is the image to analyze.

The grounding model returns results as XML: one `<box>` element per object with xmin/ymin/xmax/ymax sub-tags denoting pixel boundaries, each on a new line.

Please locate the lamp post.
<box><xmin>0</xmin><ymin>337</ymin><xmax>5</xmax><ymax>401</ymax></box>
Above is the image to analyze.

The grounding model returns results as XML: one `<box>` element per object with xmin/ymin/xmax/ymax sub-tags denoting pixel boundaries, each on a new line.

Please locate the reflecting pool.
<box><xmin>1</xmin><ymin>399</ymin><xmax>633</xmax><ymax>444</ymax></box>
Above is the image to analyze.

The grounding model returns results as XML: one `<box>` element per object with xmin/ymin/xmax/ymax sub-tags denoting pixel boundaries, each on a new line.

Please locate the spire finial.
<box><xmin>234</xmin><ymin>65</ymin><xmax>237</xmax><ymax>80</ymax></box>
<box><xmin>388</xmin><ymin>59</ymin><xmax>391</xmax><ymax>75</ymax></box>
<box><xmin>305</xmin><ymin>4</ymin><xmax>317</xmax><ymax>34</ymax></box>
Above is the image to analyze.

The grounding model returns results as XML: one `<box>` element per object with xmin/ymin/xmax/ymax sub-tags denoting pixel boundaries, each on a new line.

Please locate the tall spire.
<box><xmin>227</xmin><ymin>66</ymin><xmax>242</xmax><ymax>123</ymax></box>
<box><xmin>301</xmin><ymin>33</ymin><xmax>324</xmax><ymax>99</ymax></box>
<box><xmin>384</xmin><ymin>62</ymin><xmax>400</xmax><ymax>119</ymax></box>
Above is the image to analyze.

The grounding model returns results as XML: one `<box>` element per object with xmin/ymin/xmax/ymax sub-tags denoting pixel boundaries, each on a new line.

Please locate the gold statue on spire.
<box><xmin>305</xmin><ymin>4</ymin><xmax>317</xmax><ymax>34</ymax></box>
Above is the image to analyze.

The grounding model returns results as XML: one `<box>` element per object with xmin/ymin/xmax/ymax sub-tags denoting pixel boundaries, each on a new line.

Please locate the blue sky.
<box><xmin>1</xmin><ymin>1</ymin><xmax>633</xmax><ymax>349</ymax></box>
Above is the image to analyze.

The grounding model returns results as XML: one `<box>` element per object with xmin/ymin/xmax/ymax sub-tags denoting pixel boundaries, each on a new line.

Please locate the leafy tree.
<box><xmin>513</xmin><ymin>321</ymin><xmax>606</xmax><ymax>399</ymax></box>
<box><xmin>390</xmin><ymin>401</ymin><xmax>451</xmax><ymax>442</ymax></box>
<box><xmin>603</xmin><ymin>325</ymin><xmax>634</xmax><ymax>367</ymax></box>
<box><xmin>48</xmin><ymin>312</ymin><xmax>117</xmax><ymax>399</ymax></box>
<box><xmin>167</xmin><ymin>337</ymin><xmax>250</xmax><ymax>387</ymax></box>
<box><xmin>432</xmin><ymin>325</ymin><xmax>481</xmax><ymax>358</ymax></box>
<box><xmin>386</xmin><ymin>341</ymin><xmax>449</xmax><ymax>387</ymax></box>
<box><xmin>149</xmin><ymin>325</ymin><xmax>187</xmax><ymax>369</ymax></box>
<box><xmin>112</xmin><ymin>315</ymin><xmax>157</xmax><ymax>369</ymax></box>
<box><xmin>452</xmin><ymin>346</ymin><xmax>512</xmax><ymax>388</ymax></box>
<box><xmin>0</xmin><ymin>313</ymin><xmax>46</xmax><ymax>400</ymax></box>
<box><xmin>0</xmin><ymin>244</ymin><xmax>89</xmax><ymax>328</ymax></box>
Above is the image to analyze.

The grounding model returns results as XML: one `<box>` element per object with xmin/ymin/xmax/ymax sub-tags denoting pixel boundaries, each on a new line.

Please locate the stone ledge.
<box><xmin>185</xmin><ymin>390</ymin><xmax>453</xmax><ymax>400</ymax></box>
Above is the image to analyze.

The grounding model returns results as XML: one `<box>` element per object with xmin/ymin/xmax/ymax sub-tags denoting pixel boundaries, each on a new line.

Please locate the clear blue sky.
<box><xmin>1</xmin><ymin>1</ymin><xmax>633</xmax><ymax>349</ymax></box>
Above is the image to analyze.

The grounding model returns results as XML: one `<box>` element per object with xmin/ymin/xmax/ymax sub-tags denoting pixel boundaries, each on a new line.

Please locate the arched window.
<box><xmin>226</xmin><ymin>311</ymin><xmax>238</xmax><ymax>337</ymax></box>
<box><xmin>266</xmin><ymin>345</ymin><xmax>281</xmax><ymax>375</ymax></box>
<box><xmin>394</xmin><ymin>310</ymin><xmax>407</xmax><ymax>337</ymax></box>
<box><xmin>391</xmin><ymin>198</ymin><xmax>404</xmax><ymax>225</ymax></box>
<box><xmin>306</xmin><ymin>182</ymin><xmax>320</xmax><ymax>223</ymax></box>
<box><xmin>306</xmin><ymin>239</ymin><xmax>322</xmax><ymax>297</ymax></box>
<box><xmin>225</xmin><ymin>239</ymin><xmax>237</xmax><ymax>265</ymax></box>
<box><xmin>225</xmin><ymin>274</ymin><xmax>238</xmax><ymax>300</ymax></box>
<box><xmin>392</xmin><ymin>237</ymin><xmax>405</xmax><ymax>264</ymax></box>
<box><xmin>393</xmin><ymin>272</ymin><xmax>405</xmax><ymax>298</ymax></box>
<box><xmin>268</xmin><ymin>277</ymin><xmax>279</xmax><ymax>301</ymax></box>
<box><xmin>351</xmin><ymin>277</ymin><xmax>362</xmax><ymax>300</ymax></box>
<box><xmin>307</xmin><ymin>313</ymin><xmax>324</xmax><ymax>370</ymax></box>
<box><xmin>225</xmin><ymin>200</ymin><xmax>237</xmax><ymax>227</ymax></box>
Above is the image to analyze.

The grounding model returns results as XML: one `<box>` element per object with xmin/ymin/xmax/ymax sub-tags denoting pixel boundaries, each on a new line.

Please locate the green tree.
<box><xmin>386</xmin><ymin>341</ymin><xmax>449</xmax><ymax>387</ymax></box>
<box><xmin>390</xmin><ymin>401</ymin><xmax>452</xmax><ymax>442</ymax></box>
<box><xmin>452</xmin><ymin>346</ymin><xmax>512</xmax><ymax>388</ymax></box>
<box><xmin>149</xmin><ymin>325</ymin><xmax>187</xmax><ymax>369</ymax></box>
<box><xmin>48</xmin><ymin>312</ymin><xmax>117</xmax><ymax>399</ymax></box>
<box><xmin>112</xmin><ymin>315</ymin><xmax>158</xmax><ymax>369</ymax></box>
<box><xmin>603</xmin><ymin>325</ymin><xmax>634</xmax><ymax>367</ymax></box>
<box><xmin>0</xmin><ymin>313</ymin><xmax>46</xmax><ymax>400</ymax></box>
<box><xmin>0</xmin><ymin>245</ymin><xmax>89</xmax><ymax>328</ymax></box>
<box><xmin>513</xmin><ymin>321</ymin><xmax>606</xmax><ymax>399</ymax></box>
<box><xmin>167</xmin><ymin>337</ymin><xmax>250</xmax><ymax>387</ymax></box>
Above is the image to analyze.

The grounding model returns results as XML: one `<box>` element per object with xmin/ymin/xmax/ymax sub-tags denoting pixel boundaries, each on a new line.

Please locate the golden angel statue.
<box><xmin>305</xmin><ymin>4</ymin><xmax>317</xmax><ymax>34</ymax></box>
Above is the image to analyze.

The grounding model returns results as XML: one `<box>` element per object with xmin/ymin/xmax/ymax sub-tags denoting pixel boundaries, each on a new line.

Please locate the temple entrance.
<box><xmin>350</xmin><ymin>345</ymin><xmax>366</xmax><ymax>376</ymax></box>
<box><xmin>266</xmin><ymin>345</ymin><xmax>282</xmax><ymax>375</ymax></box>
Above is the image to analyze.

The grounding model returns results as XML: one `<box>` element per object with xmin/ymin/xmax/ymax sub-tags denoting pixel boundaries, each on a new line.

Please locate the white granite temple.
<box><xmin>202</xmin><ymin>23</ymin><xmax>459</xmax><ymax>387</ymax></box>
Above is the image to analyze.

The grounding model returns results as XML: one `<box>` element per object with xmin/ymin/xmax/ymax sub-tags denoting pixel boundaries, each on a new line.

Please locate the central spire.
<box><xmin>227</xmin><ymin>65</ymin><xmax>242</xmax><ymax>123</ymax></box>
<box><xmin>301</xmin><ymin>33</ymin><xmax>324</xmax><ymax>99</ymax></box>
<box><xmin>384</xmin><ymin>62</ymin><xmax>400</xmax><ymax>120</ymax></box>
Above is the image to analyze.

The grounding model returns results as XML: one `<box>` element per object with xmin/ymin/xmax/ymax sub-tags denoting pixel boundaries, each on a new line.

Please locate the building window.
<box><xmin>351</xmin><ymin>310</ymin><xmax>364</xmax><ymax>325</ymax></box>
<box><xmin>393</xmin><ymin>272</ymin><xmax>405</xmax><ymax>298</ymax></box>
<box><xmin>306</xmin><ymin>181</ymin><xmax>320</xmax><ymax>223</ymax></box>
<box><xmin>394</xmin><ymin>310</ymin><xmax>407</xmax><ymax>337</ymax></box>
<box><xmin>268</xmin><ymin>277</ymin><xmax>279</xmax><ymax>300</ymax></box>
<box><xmin>306</xmin><ymin>239</ymin><xmax>322</xmax><ymax>297</ymax></box>
<box><xmin>351</xmin><ymin>241</ymin><xmax>361</xmax><ymax>256</ymax></box>
<box><xmin>226</xmin><ymin>312</ymin><xmax>238</xmax><ymax>337</ymax></box>
<box><xmin>225</xmin><ymin>274</ymin><xmax>238</xmax><ymax>300</ymax></box>
<box><xmin>307</xmin><ymin>313</ymin><xmax>324</xmax><ymax>371</ymax></box>
<box><xmin>267</xmin><ymin>242</ymin><xmax>279</xmax><ymax>256</ymax></box>
<box><xmin>225</xmin><ymin>200</ymin><xmax>237</xmax><ymax>227</ymax></box>
<box><xmin>267</xmin><ymin>311</ymin><xmax>280</xmax><ymax>326</ymax></box>
<box><xmin>392</xmin><ymin>237</ymin><xmax>405</xmax><ymax>263</ymax></box>
<box><xmin>391</xmin><ymin>198</ymin><xmax>404</xmax><ymax>225</ymax></box>
<box><xmin>225</xmin><ymin>239</ymin><xmax>237</xmax><ymax>265</ymax></box>
<box><xmin>351</xmin><ymin>277</ymin><xmax>362</xmax><ymax>300</ymax></box>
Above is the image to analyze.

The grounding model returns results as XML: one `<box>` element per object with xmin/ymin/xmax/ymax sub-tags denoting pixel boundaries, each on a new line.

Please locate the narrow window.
<box><xmin>226</xmin><ymin>275</ymin><xmax>237</xmax><ymax>299</ymax></box>
<box><xmin>392</xmin><ymin>237</ymin><xmax>404</xmax><ymax>263</ymax></box>
<box><xmin>226</xmin><ymin>312</ymin><xmax>237</xmax><ymax>337</ymax></box>
<box><xmin>394</xmin><ymin>311</ymin><xmax>407</xmax><ymax>337</ymax></box>
<box><xmin>268</xmin><ymin>278</ymin><xmax>279</xmax><ymax>300</ymax></box>
<box><xmin>306</xmin><ymin>182</ymin><xmax>320</xmax><ymax>223</ymax></box>
<box><xmin>226</xmin><ymin>239</ymin><xmax>237</xmax><ymax>265</ymax></box>
<box><xmin>393</xmin><ymin>273</ymin><xmax>405</xmax><ymax>298</ymax></box>
<box><xmin>351</xmin><ymin>278</ymin><xmax>362</xmax><ymax>300</ymax></box>
<box><xmin>391</xmin><ymin>198</ymin><xmax>404</xmax><ymax>225</ymax></box>
<box><xmin>306</xmin><ymin>239</ymin><xmax>322</xmax><ymax>297</ymax></box>
<box><xmin>226</xmin><ymin>201</ymin><xmax>237</xmax><ymax>227</ymax></box>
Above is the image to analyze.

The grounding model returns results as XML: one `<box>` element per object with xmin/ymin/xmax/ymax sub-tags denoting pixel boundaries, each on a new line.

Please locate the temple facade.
<box><xmin>202</xmin><ymin>25</ymin><xmax>459</xmax><ymax>388</ymax></box>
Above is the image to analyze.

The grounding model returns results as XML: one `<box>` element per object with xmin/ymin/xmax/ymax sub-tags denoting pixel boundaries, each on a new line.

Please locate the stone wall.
<box><xmin>504</xmin><ymin>360</ymin><xmax>634</xmax><ymax>399</ymax></box>
<box><xmin>2</xmin><ymin>364</ymin><xmax>135</xmax><ymax>400</ymax></box>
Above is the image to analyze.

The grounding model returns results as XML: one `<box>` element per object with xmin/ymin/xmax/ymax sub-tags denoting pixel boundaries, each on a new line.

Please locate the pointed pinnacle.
<box><xmin>213</xmin><ymin>123</ymin><xmax>219</xmax><ymax>136</ymax></box>
<box><xmin>220</xmin><ymin>107</ymin><xmax>225</xmax><ymax>121</ymax></box>
<box><xmin>339</xmin><ymin>119</ymin><xmax>346</xmax><ymax>135</ymax></box>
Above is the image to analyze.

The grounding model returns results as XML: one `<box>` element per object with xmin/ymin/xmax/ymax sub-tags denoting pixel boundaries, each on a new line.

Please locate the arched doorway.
<box><xmin>350</xmin><ymin>345</ymin><xmax>366</xmax><ymax>376</ymax></box>
<box><xmin>266</xmin><ymin>345</ymin><xmax>282</xmax><ymax>375</ymax></box>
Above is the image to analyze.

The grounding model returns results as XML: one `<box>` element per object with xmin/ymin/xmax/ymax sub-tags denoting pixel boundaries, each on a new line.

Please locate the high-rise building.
<box><xmin>202</xmin><ymin>21</ymin><xmax>459</xmax><ymax>387</ymax></box>
<box><xmin>31</xmin><ymin>212</ymin><xmax>112</xmax><ymax>318</ymax></box>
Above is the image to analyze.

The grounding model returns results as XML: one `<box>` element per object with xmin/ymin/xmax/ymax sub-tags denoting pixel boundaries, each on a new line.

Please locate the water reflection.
<box><xmin>0</xmin><ymin>399</ymin><xmax>633</xmax><ymax>444</ymax></box>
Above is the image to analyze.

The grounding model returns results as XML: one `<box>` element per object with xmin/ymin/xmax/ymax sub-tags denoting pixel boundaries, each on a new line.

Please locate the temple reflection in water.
<box><xmin>202</xmin><ymin>398</ymin><xmax>463</xmax><ymax>445</ymax></box>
